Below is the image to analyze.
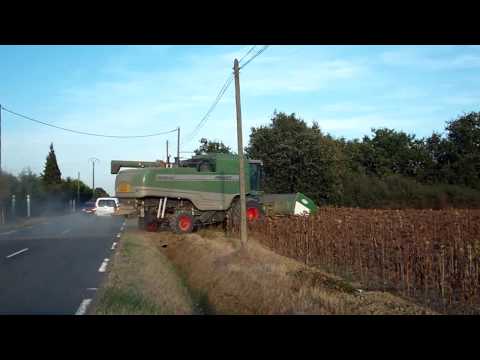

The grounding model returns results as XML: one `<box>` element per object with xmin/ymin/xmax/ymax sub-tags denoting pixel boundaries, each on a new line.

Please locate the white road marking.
<box><xmin>86</xmin><ymin>288</ymin><xmax>98</xmax><ymax>291</ymax></box>
<box><xmin>0</xmin><ymin>230</ymin><xmax>17</xmax><ymax>236</ymax></box>
<box><xmin>6</xmin><ymin>248</ymin><xmax>29</xmax><ymax>259</ymax></box>
<box><xmin>75</xmin><ymin>299</ymin><xmax>92</xmax><ymax>315</ymax></box>
<box><xmin>61</xmin><ymin>229</ymin><xmax>71</xmax><ymax>236</ymax></box>
<box><xmin>116</xmin><ymin>233</ymin><xmax>121</xmax><ymax>238</ymax></box>
<box><xmin>98</xmin><ymin>258</ymin><xmax>109</xmax><ymax>272</ymax></box>
<box><xmin>111</xmin><ymin>242</ymin><xmax>117</xmax><ymax>250</ymax></box>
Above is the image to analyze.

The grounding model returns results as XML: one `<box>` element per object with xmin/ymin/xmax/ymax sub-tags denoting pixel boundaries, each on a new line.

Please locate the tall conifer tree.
<box><xmin>42</xmin><ymin>143</ymin><xmax>62</xmax><ymax>186</ymax></box>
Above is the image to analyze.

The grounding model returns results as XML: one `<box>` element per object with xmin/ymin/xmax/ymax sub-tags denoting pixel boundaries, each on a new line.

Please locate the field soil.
<box><xmin>121</xmin><ymin>225</ymin><xmax>436</xmax><ymax>315</ymax></box>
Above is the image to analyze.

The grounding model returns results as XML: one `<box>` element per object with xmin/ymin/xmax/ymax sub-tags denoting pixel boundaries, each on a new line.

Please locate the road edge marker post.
<box><xmin>26</xmin><ymin>194</ymin><xmax>31</xmax><ymax>218</ymax></box>
<box><xmin>12</xmin><ymin>194</ymin><xmax>16</xmax><ymax>221</ymax></box>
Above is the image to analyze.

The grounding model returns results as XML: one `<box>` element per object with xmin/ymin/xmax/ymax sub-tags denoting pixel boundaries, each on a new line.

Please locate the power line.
<box><xmin>182</xmin><ymin>75</ymin><xmax>234</xmax><ymax>144</ymax></box>
<box><xmin>2</xmin><ymin>46</ymin><xmax>270</xmax><ymax>145</ymax></box>
<box><xmin>182</xmin><ymin>45</ymin><xmax>264</xmax><ymax>146</ymax></box>
<box><xmin>238</xmin><ymin>46</ymin><xmax>256</xmax><ymax>64</ymax></box>
<box><xmin>239</xmin><ymin>45</ymin><xmax>269</xmax><ymax>69</ymax></box>
<box><xmin>0</xmin><ymin>106</ymin><xmax>178</xmax><ymax>138</ymax></box>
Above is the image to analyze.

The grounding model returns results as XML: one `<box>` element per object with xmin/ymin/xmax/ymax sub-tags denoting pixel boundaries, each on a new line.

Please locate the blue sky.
<box><xmin>1</xmin><ymin>45</ymin><xmax>479</xmax><ymax>195</ymax></box>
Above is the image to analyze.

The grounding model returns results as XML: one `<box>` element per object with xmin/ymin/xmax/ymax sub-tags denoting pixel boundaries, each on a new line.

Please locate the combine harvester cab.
<box><xmin>261</xmin><ymin>192</ymin><xmax>317</xmax><ymax>217</ymax></box>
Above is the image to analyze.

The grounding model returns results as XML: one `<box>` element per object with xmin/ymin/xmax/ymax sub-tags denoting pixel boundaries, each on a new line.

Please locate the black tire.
<box><xmin>138</xmin><ymin>217</ymin><xmax>146</xmax><ymax>230</ymax></box>
<box><xmin>144</xmin><ymin>214</ymin><xmax>159</xmax><ymax>232</ymax></box>
<box><xmin>170</xmin><ymin>211</ymin><xmax>195</xmax><ymax>234</ymax></box>
<box><xmin>227</xmin><ymin>198</ymin><xmax>240</xmax><ymax>227</ymax></box>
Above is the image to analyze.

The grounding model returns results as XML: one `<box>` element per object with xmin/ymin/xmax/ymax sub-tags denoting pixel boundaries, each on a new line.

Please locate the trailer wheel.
<box><xmin>170</xmin><ymin>211</ymin><xmax>194</xmax><ymax>234</ymax></box>
<box><xmin>247</xmin><ymin>206</ymin><xmax>261</xmax><ymax>221</ymax></box>
<box><xmin>144</xmin><ymin>214</ymin><xmax>159</xmax><ymax>232</ymax></box>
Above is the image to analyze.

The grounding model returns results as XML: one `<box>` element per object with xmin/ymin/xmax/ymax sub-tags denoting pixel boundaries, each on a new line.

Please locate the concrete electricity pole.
<box><xmin>0</xmin><ymin>104</ymin><xmax>2</xmax><ymax>174</ymax></box>
<box><xmin>89</xmin><ymin>158</ymin><xmax>100</xmax><ymax>200</ymax></box>
<box><xmin>77</xmin><ymin>172</ymin><xmax>80</xmax><ymax>205</ymax></box>
<box><xmin>166</xmin><ymin>140</ymin><xmax>170</xmax><ymax>165</ymax></box>
<box><xmin>233</xmin><ymin>59</ymin><xmax>248</xmax><ymax>248</ymax></box>
<box><xmin>177</xmin><ymin>127</ymin><xmax>180</xmax><ymax>166</ymax></box>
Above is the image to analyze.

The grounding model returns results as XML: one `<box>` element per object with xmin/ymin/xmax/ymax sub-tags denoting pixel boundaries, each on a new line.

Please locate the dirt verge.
<box><xmin>151</xmin><ymin>228</ymin><xmax>437</xmax><ymax>315</ymax></box>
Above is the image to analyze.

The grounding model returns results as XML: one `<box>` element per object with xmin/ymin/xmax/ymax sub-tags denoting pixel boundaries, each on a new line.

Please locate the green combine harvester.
<box><xmin>111</xmin><ymin>153</ymin><xmax>317</xmax><ymax>233</ymax></box>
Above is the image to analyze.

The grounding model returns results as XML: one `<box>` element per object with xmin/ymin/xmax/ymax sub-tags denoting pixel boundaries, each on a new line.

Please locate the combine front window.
<box><xmin>249</xmin><ymin>162</ymin><xmax>263</xmax><ymax>192</ymax></box>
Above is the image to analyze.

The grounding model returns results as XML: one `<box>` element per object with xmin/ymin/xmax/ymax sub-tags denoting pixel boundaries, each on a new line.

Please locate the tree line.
<box><xmin>4</xmin><ymin>110</ymin><xmax>477</xmax><ymax>217</ymax></box>
<box><xmin>197</xmin><ymin>110</ymin><xmax>480</xmax><ymax>209</ymax></box>
<box><xmin>0</xmin><ymin>143</ymin><xmax>108</xmax><ymax>220</ymax></box>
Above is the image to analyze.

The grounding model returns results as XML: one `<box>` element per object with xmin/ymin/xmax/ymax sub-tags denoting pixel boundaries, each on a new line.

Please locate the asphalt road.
<box><xmin>0</xmin><ymin>213</ymin><xmax>125</xmax><ymax>315</ymax></box>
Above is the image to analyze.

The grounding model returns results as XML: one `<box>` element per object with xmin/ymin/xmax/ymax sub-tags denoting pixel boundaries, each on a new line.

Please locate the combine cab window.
<box><xmin>181</xmin><ymin>158</ymin><xmax>216</xmax><ymax>172</ymax></box>
<box><xmin>198</xmin><ymin>160</ymin><xmax>215</xmax><ymax>172</ymax></box>
<box><xmin>249</xmin><ymin>162</ymin><xmax>263</xmax><ymax>192</ymax></box>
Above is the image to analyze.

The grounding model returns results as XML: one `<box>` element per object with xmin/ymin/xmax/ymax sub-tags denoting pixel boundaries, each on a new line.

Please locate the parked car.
<box><xmin>81</xmin><ymin>201</ymin><xmax>96</xmax><ymax>215</ymax></box>
<box><xmin>95</xmin><ymin>197</ymin><xmax>120</xmax><ymax>217</ymax></box>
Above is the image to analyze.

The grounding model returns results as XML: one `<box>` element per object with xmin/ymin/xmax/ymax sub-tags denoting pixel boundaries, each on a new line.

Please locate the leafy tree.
<box><xmin>0</xmin><ymin>172</ymin><xmax>14</xmax><ymax>203</ymax></box>
<box><xmin>247</xmin><ymin>110</ymin><xmax>480</xmax><ymax>209</ymax></box>
<box><xmin>353</xmin><ymin>128</ymin><xmax>429</xmax><ymax>178</ymax></box>
<box><xmin>18</xmin><ymin>168</ymin><xmax>45</xmax><ymax>197</ymax></box>
<box><xmin>70</xmin><ymin>179</ymin><xmax>93</xmax><ymax>204</ymax></box>
<box><xmin>94</xmin><ymin>187</ymin><xmax>109</xmax><ymax>199</ymax></box>
<box><xmin>246</xmin><ymin>112</ymin><xmax>346</xmax><ymax>204</ymax></box>
<box><xmin>194</xmin><ymin>138</ymin><xmax>232</xmax><ymax>155</ymax></box>
<box><xmin>444</xmin><ymin>112</ymin><xmax>480</xmax><ymax>189</ymax></box>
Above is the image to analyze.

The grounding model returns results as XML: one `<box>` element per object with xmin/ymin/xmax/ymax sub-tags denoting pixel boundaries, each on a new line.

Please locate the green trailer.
<box><xmin>261</xmin><ymin>192</ymin><xmax>317</xmax><ymax>216</ymax></box>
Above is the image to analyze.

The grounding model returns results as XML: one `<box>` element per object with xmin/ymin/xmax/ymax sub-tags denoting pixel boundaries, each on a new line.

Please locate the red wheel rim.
<box><xmin>247</xmin><ymin>207</ymin><xmax>260</xmax><ymax>221</ymax></box>
<box><xmin>178</xmin><ymin>215</ymin><xmax>192</xmax><ymax>231</ymax></box>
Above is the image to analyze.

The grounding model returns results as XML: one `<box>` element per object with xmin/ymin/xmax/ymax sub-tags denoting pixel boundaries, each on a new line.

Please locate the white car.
<box><xmin>95</xmin><ymin>198</ymin><xmax>120</xmax><ymax>216</ymax></box>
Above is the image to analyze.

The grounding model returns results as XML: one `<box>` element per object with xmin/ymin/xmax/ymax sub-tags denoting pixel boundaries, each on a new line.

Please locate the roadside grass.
<box><xmin>0</xmin><ymin>216</ymin><xmax>50</xmax><ymax>232</ymax></box>
<box><xmin>93</xmin><ymin>220</ymin><xmax>196</xmax><ymax>315</ymax></box>
<box><xmin>95</xmin><ymin>287</ymin><xmax>164</xmax><ymax>315</ymax></box>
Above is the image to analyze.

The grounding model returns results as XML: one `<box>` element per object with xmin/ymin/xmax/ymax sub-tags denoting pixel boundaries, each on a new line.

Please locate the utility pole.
<box><xmin>0</xmin><ymin>105</ymin><xmax>3</xmax><ymax>225</ymax></box>
<box><xmin>177</xmin><ymin>127</ymin><xmax>180</xmax><ymax>166</ymax></box>
<box><xmin>0</xmin><ymin>104</ymin><xmax>2</xmax><ymax>174</ymax></box>
<box><xmin>233</xmin><ymin>58</ymin><xmax>248</xmax><ymax>248</ymax></box>
<box><xmin>77</xmin><ymin>172</ymin><xmax>80</xmax><ymax>205</ymax></box>
<box><xmin>89</xmin><ymin>158</ymin><xmax>99</xmax><ymax>200</ymax></box>
<box><xmin>11</xmin><ymin>195</ymin><xmax>16</xmax><ymax>219</ymax></box>
<box><xmin>166</xmin><ymin>140</ymin><xmax>170</xmax><ymax>165</ymax></box>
